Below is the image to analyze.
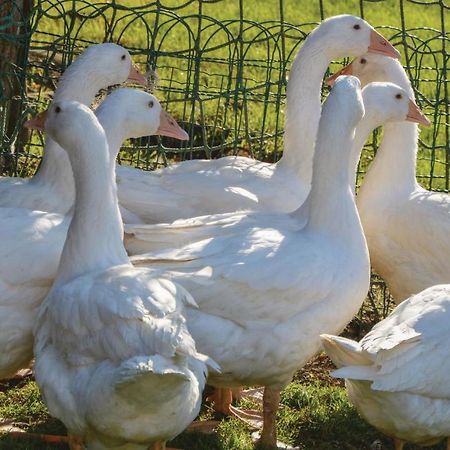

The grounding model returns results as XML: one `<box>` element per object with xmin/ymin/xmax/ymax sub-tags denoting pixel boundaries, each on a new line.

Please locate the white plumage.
<box><xmin>126</xmin><ymin>76</ymin><xmax>370</xmax><ymax>447</ymax></box>
<box><xmin>332</xmin><ymin>53</ymin><xmax>446</xmax><ymax>304</ymax></box>
<box><xmin>33</xmin><ymin>100</ymin><xmax>214</xmax><ymax>449</ymax></box>
<box><xmin>116</xmin><ymin>15</ymin><xmax>400</xmax><ymax>223</ymax></box>
<box><xmin>0</xmin><ymin>89</ymin><xmax>187</xmax><ymax>380</ymax></box>
<box><xmin>321</xmin><ymin>284</ymin><xmax>450</xmax><ymax>448</ymax></box>
<box><xmin>0</xmin><ymin>43</ymin><xmax>144</xmax><ymax>214</ymax></box>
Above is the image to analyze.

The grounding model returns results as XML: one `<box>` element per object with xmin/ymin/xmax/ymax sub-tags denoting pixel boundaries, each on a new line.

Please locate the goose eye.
<box><xmin>396</xmin><ymin>93</ymin><xmax>402</xmax><ymax>99</ymax></box>
<box><xmin>121</xmin><ymin>54</ymin><xmax>126</xmax><ymax>61</ymax></box>
<box><xmin>55</xmin><ymin>106</ymin><xmax>61</xmax><ymax>113</ymax></box>
<box><xmin>353</xmin><ymin>24</ymin><xmax>361</xmax><ymax>30</ymax></box>
<box><xmin>360</xmin><ymin>58</ymin><xmax>367</xmax><ymax>64</ymax></box>
<box><xmin>148</xmin><ymin>101</ymin><xmax>154</xmax><ymax>108</ymax></box>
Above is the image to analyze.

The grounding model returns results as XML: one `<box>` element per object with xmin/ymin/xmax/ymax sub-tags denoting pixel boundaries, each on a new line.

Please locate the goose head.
<box><xmin>95</xmin><ymin>88</ymin><xmax>189</xmax><ymax>146</ymax></box>
<box><xmin>77</xmin><ymin>43</ymin><xmax>146</xmax><ymax>86</ymax></box>
<box><xmin>312</xmin><ymin>15</ymin><xmax>400</xmax><ymax>60</ymax></box>
<box><xmin>330</xmin><ymin>75</ymin><xmax>365</xmax><ymax>129</ymax></box>
<box><xmin>55</xmin><ymin>43</ymin><xmax>147</xmax><ymax>104</ymax></box>
<box><xmin>26</xmin><ymin>101</ymin><xmax>105</xmax><ymax>154</ymax></box>
<box><xmin>327</xmin><ymin>53</ymin><xmax>408</xmax><ymax>87</ymax></box>
<box><xmin>361</xmin><ymin>82</ymin><xmax>430</xmax><ymax>126</ymax></box>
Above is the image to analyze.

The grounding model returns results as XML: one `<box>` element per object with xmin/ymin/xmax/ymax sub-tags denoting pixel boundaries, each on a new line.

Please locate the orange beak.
<box><xmin>127</xmin><ymin>64</ymin><xmax>148</xmax><ymax>86</ymax></box>
<box><xmin>325</xmin><ymin>63</ymin><xmax>353</xmax><ymax>86</ymax></box>
<box><xmin>157</xmin><ymin>110</ymin><xmax>189</xmax><ymax>140</ymax></box>
<box><xmin>406</xmin><ymin>100</ymin><xmax>431</xmax><ymax>126</ymax></box>
<box><xmin>24</xmin><ymin>110</ymin><xmax>48</xmax><ymax>131</ymax></box>
<box><xmin>368</xmin><ymin>29</ymin><xmax>400</xmax><ymax>59</ymax></box>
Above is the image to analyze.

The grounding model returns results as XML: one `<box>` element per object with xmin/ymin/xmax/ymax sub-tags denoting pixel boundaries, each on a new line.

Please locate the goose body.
<box><xmin>117</xmin><ymin>15</ymin><xmax>399</xmax><ymax>223</ymax></box>
<box><xmin>0</xmin><ymin>208</ymin><xmax>66</xmax><ymax>378</ymax></box>
<box><xmin>32</xmin><ymin>100</ymin><xmax>212</xmax><ymax>449</ymax></box>
<box><xmin>0</xmin><ymin>43</ymin><xmax>145</xmax><ymax>214</ymax></box>
<box><xmin>127</xmin><ymin>76</ymin><xmax>370</xmax><ymax>447</ymax></box>
<box><xmin>331</xmin><ymin>54</ymin><xmax>446</xmax><ymax>303</ymax></box>
<box><xmin>125</xmin><ymin>81</ymin><xmax>428</xmax><ymax>257</ymax></box>
<box><xmin>0</xmin><ymin>89</ymin><xmax>187</xmax><ymax>380</ymax></box>
<box><xmin>321</xmin><ymin>284</ymin><xmax>450</xmax><ymax>448</ymax></box>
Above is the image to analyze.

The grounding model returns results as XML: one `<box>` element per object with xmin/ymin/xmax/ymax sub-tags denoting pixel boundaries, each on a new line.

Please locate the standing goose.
<box><xmin>127</xmin><ymin>76</ymin><xmax>370</xmax><ymax>449</ymax></box>
<box><xmin>329</xmin><ymin>54</ymin><xmax>445</xmax><ymax>304</ymax></box>
<box><xmin>0</xmin><ymin>89</ymin><xmax>186</xmax><ymax>380</ymax></box>
<box><xmin>321</xmin><ymin>284</ymin><xmax>450</xmax><ymax>450</ymax></box>
<box><xmin>116</xmin><ymin>15</ymin><xmax>399</xmax><ymax>223</ymax></box>
<box><xmin>31</xmin><ymin>100</ymin><xmax>214</xmax><ymax>450</ymax></box>
<box><xmin>0</xmin><ymin>43</ymin><xmax>146</xmax><ymax>213</ymax></box>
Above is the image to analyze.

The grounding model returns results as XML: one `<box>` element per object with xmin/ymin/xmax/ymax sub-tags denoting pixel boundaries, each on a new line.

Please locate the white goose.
<box><xmin>321</xmin><ymin>284</ymin><xmax>450</xmax><ymax>450</ymax></box>
<box><xmin>329</xmin><ymin>53</ymin><xmax>445</xmax><ymax>304</ymax></box>
<box><xmin>31</xmin><ymin>100</ymin><xmax>215</xmax><ymax>450</ymax></box>
<box><xmin>0</xmin><ymin>43</ymin><xmax>146</xmax><ymax>213</ymax></box>
<box><xmin>0</xmin><ymin>89</ymin><xmax>186</xmax><ymax>380</ymax></box>
<box><xmin>127</xmin><ymin>76</ymin><xmax>370</xmax><ymax>449</ymax></box>
<box><xmin>116</xmin><ymin>15</ymin><xmax>400</xmax><ymax>223</ymax></box>
<box><xmin>122</xmin><ymin>82</ymin><xmax>427</xmax><ymax>426</ymax></box>
<box><xmin>124</xmin><ymin>82</ymin><xmax>429</xmax><ymax>256</ymax></box>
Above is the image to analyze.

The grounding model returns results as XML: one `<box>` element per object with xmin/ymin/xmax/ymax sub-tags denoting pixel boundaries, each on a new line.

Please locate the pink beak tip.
<box><xmin>422</xmin><ymin>116</ymin><xmax>432</xmax><ymax>127</ymax></box>
<box><xmin>128</xmin><ymin>65</ymin><xmax>148</xmax><ymax>86</ymax></box>
<box><xmin>391</xmin><ymin>47</ymin><xmax>401</xmax><ymax>59</ymax></box>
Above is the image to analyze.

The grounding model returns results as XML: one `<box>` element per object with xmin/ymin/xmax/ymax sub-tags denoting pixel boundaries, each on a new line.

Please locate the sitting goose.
<box><xmin>322</xmin><ymin>284</ymin><xmax>450</xmax><ymax>450</ymax></box>
<box><xmin>328</xmin><ymin>54</ymin><xmax>445</xmax><ymax>305</ymax></box>
<box><xmin>0</xmin><ymin>43</ymin><xmax>146</xmax><ymax>213</ymax></box>
<box><xmin>116</xmin><ymin>15</ymin><xmax>399</xmax><ymax>223</ymax></box>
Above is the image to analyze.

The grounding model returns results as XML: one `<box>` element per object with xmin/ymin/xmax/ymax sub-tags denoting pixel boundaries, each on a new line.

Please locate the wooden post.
<box><xmin>0</xmin><ymin>0</ymin><xmax>34</xmax><ymax>175</ymax></box>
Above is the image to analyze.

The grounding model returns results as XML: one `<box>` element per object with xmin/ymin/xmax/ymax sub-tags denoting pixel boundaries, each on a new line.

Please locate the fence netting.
<box><xmin>0</xmin><ymin>0</ymin><xmax>448</xmax><ymax>327</ymax></box>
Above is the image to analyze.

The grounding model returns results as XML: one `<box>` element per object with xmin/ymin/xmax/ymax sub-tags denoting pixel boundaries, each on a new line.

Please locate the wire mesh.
<box><xmin>0</xmin><ymin>0</ymin><xmax>449</xmax><ymax>321</ymax></box>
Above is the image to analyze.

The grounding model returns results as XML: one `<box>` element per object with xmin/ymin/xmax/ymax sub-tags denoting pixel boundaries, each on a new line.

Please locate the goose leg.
<box><xmin>207</xmin><ymin>387</ymin><xmax>233</xmax><ymax>415</ymax></box>
<box><xmin>0</xmin><ymin>429</ymin><xmax>72</xmax><ymax>446</ymax></box>
<box><xmin>446</xmin><ymin>437</ymin><xmax>450</xmax><ymax>450</ymax></box>
<box><xmin>185</xmin><ymin>420</ymin><xmax>220</xmax><ymax>434</ymax></box>
<box><xmin>252</xmin><ymin>387</ymin><xmax>298</xmax><ymax>450</ymax></box>
<box><xmin>12</xmin><ymin>368</ymin><xmax>33</xmax><ymax>379</ymax></box>
<box><xmin>150</xmin><ymin>442</ymin><xmax>180</xmax><ymax>450</ymax></box>
<box><xmin>257</xmin><ymin>387</ymin><xmax>280</xmax><ymax>448</ymax></box>
<box><xmin>207</xmin><ymin>387</ymin><xmax>263</xmax><ymax>429</ymax></box>
<box><xmin>393</xmin><ymin>438</ymin><xmax>404</xmax><ymax>450</ymax></box>
<box><xmin>239</xmin><ymin>387</ymin><xmax>264</xmax><ymax>404</ymax></box>
<box><xmin>68</xmin><ymin>434</ymin><xmax>84</xmax><ymax>450</ymax></box>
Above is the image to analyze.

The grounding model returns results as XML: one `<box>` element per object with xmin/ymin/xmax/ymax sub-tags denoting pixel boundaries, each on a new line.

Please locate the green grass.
<box><xmin>0</xmin><ymin>360</ymin><xmax>447</xmax><ymax>450</ymax></box>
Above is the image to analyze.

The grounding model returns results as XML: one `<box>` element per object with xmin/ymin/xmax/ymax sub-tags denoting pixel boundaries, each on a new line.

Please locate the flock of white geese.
<box><xmin>0</xmin><ymin>13</ymin><xmax>449</xmax><ymax>450</ymax></box>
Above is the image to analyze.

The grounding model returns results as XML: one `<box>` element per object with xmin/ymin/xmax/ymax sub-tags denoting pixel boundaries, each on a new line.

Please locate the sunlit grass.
<box><xmin>1</xmin><ymin>365</ymin><xmax>448</xmax><ymax>450</ymax></box>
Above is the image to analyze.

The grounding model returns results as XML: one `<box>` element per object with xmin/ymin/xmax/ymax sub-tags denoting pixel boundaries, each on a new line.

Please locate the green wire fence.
<box><xmin>0</xmin><ymin>0</ymin><xmax>449</xmax><ymax>330</ymax></box>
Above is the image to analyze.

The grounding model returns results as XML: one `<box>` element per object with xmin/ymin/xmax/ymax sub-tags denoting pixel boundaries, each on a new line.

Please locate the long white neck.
<box><xmin>96</xmin><ymin>111</ymin><xmax>126</xmax><ymax>166</ymax></box>
<box><xmin>54</xmin><ymin>127</ymin><xmax>129</xmax><ymax>286</ymax></box>
<box><xmin>293</xmin><ymin>99</ymin><xmax>364</xmax><ymax>244</ymax></box>
<box><xmin>277</xmin><ymin>37</ymin><xmax>330</xmax><ymax>184</ymax></box>
<box><xmin>32</xmin><ymin>67</ymin><xmax>106</xmax><ymax>210</ymax></box>
<box><xmin>358</xmin><ymin>121</ymin><xmax>419</xmax><ymax>199</ymax></box>
<box><xmin>358</xmin><ymin>62</ymin><xmax>420</xmax><ymax>200</ymax></box>
<box><xmin>349</xmin><ymin>116</ymin><xmax>381</xmax><ymax>195</ymax></box>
